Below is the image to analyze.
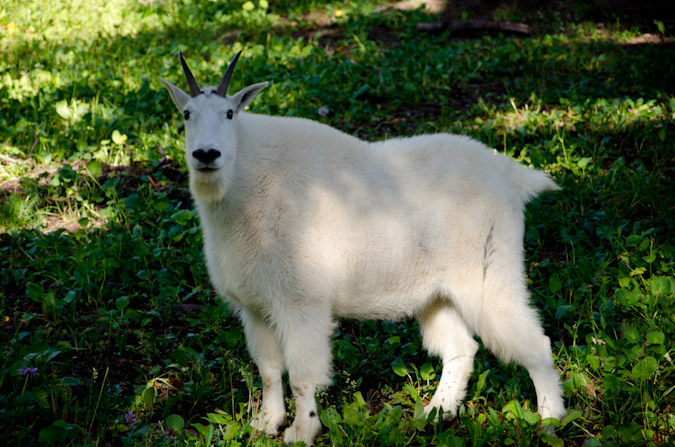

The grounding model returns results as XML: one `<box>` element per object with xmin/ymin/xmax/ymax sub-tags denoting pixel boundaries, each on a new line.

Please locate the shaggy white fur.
<box><xmin>160</xmin><ymin>55</ymin><xmax>566</xmax><ymax>446</ymax></box>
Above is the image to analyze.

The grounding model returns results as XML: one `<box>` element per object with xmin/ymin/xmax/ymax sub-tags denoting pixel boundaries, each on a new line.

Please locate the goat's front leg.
<box><xmin>284</xmin><ymin>378</ymin><xmax>322</xmax><ymax>446</ymax></box>
<box><xmin>277</xmin><ymin>305</ymin><xmax>335</xmax><ymax>446</ymax></box>
<box><xmin>240</xmin><ymin>309</ymin><xmax>287</xmax><ymax>436</ymax></box>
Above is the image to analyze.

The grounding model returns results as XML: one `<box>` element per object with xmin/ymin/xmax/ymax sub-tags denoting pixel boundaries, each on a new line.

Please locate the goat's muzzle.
<box><xmin>193</xmin><ymin>148</ymin><xmax>222</xmax><ymax>165</ymax></box>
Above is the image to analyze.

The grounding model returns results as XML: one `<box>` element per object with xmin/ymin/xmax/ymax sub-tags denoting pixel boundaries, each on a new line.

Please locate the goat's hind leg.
<box><xmin>240</xmin><ymin>309</ymin><xmax>287</xmax><ymax>436</ymax></box>
<box><xmin>418</xmin><ymin>300</ymin><xmax>479</xmax><ymax>420</ymax></box>
<box><xmin>468</xmin><ymin>285</ymin><xmax>566</xmax><ymax>423</ymax></box>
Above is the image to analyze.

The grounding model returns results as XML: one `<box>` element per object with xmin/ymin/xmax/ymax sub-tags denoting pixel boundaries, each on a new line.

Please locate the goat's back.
<box><xmin>204</xmin><ymin>113</ymin><xmax>557</xmax><ymax>319</ymax></box>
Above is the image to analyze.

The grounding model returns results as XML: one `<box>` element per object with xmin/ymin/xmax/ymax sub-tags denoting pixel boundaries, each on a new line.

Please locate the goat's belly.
<box><xmin>333</xmin><ymin>287</ymin><xmax>435</xmax><ymax>321</ymax></box>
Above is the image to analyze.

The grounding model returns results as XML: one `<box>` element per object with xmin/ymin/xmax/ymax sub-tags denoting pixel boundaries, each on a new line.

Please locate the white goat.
<box><xmin>160</xmin><ymin>51</ymin><xmax>566</xmax><ymax>445</ymax></box>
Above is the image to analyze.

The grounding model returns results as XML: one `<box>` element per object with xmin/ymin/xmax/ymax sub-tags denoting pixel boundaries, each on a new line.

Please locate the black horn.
<box><xmin>215</xmin><ymin>51</ymin><xmax>242</xmax><ymax>97</ymax></box>
<box><xmin>179</xmin><ymin>51</ymin><xmax>202</xmax><ymax>97</ymax></box>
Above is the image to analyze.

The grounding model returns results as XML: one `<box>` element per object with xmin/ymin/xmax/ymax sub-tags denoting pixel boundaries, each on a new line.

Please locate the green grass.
<box><xmin>1</xmin><ymin>0</ymin><xmax>674</xmax><ymax>445</ymax></box>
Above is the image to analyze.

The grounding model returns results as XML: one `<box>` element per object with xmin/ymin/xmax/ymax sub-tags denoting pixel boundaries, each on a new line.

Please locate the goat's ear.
<box><xmin>160</xmin><ymin>78</ymin><xmax>191</xmax><ymax>111</ymax></box>
<box><xmin>230</xmin><ymin>82</ymin><xmax>269</xmax><ymax>113</ymax></box>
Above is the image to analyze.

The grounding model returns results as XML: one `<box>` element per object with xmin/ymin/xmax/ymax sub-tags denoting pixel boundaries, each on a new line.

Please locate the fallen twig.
<box><xmin>417</xmin><ymin>19</ymin><xmax>533</xmax><ymax>36</ymax></box>
<box><xmin>0</xmin><ymin>153</ymin><xmax>22</xmax><ymax>164</ymax></box>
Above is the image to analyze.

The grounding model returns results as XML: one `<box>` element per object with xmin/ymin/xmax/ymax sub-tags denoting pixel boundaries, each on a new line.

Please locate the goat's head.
<box><xmin>160</xmin><ymin>51</ymin><xmax>268</xmax><ymax>202</ymax></box>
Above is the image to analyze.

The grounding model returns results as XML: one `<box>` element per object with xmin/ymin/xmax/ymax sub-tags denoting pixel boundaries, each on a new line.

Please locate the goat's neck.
<box><xmin>195</xmin><ymin>195</ymin><xmax>235</xmax><ymax>229</ymax></box>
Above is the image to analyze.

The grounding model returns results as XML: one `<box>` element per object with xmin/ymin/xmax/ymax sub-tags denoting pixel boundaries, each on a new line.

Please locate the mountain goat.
<box><xmin>160</xmin><ymin>51</ymin><xmax>565</xmax><ymax>445</ymax></box>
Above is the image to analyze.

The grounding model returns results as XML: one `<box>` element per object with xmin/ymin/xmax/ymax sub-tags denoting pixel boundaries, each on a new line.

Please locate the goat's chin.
<box><xmin>189</xmin><ymin>173</ymin><xmax>228</xmax><ymax>202</ymax></box>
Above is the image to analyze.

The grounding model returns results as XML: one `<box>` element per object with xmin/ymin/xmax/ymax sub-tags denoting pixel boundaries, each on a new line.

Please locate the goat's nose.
<box><xmin>193</xmin><ymin>149</ymin><xmax>221</xmax><ymax>164</ymax></box>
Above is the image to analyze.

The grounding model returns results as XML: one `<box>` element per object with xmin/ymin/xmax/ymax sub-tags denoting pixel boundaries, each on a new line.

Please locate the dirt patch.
<box><xmin>0</xmin><ymin>157</ymin><xmax>189</xmax><ymax>234</ymax></box>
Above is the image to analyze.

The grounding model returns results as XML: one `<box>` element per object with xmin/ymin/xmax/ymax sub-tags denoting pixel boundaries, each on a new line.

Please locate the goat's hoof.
<box><xmin>538</xmin><ymin>403</ymin><xmax>566</xmax><ymax>435</ymax></box>
<box><xmin>424</xmin><ymin>399</ymin><xmax>459</xmax><ymax>421</ymax></box>
<box><xmin>251</xmin><ymin>409</ymin><xmax>287</xmax><ymax>436</ymax></box>
<box><xmin>283</xmin><ymin>416</ymin><xmax>321</xmax><ymax>446</ymax></box>
<box><xmin>423</xmin><ymin>403</ymin><xmax>457</xmax><ymax>421</ymax></box>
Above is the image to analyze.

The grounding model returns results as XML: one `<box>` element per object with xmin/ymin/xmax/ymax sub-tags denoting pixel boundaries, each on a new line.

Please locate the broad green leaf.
<box><xmin>125</xmin><ymin>193</ymin><xmax>144</xmax><ymax>211</ymax></box>
<box><xmin>565</xmin><ymin>371</ymin><xmax>592</xmax><ymax>394</ymax></box>
<box><xmin>618</xmin><ymin>421</ymin><xmax>642</xmax><ymax>441</ymax></box>
<box><xmin>577</xmin><ymin>156</ymin><xmax>592</xmax><ymax>169</ymax></box>
<box><xmin>625</xmin><ymin>234</ymin><xmax>641</xmax><ymax>246</ymax></box>
<box><xmin>26</xmin><ymin>282</ymin><xmax>44</xmax><ymax>303</ymax></box>
<box><xmin>191</xmin><ymin>422</ymin><xmax>208</xmax><ymax>438</ymax></box>
<box><xmin>474</xmin><ymin>369</ymin><xmax>489</xmax><ymax>396</ymax></box>
<box><xmin>60</xmin><ymin>377</ymin><xmax>81</xmax><ymax>387</ymax></box>
<box><xmin>86</xmin><ymin>160</ymin><xmax>102</xmax><ymax>177</ymax></box>
<box><xmin>420</xmin><ymin>363</ymin><xmax>435</xmax><ymax>381</ymax></box>
<box><xmin>354</xmin><ymin>391</ymin><xmax>366</xmax><ymax>407</ymax></box>
<box><xmin>343</xmin><ymin>402</ymin><xmax>366</xmax><ymax>427</ymax></box>
<box><xmin>623</xmin><ymin>325</ymin><xmax>640</xmax><ymax>344</ymax></box>
<box><xmin>171</xmin><ymin>209</ymin><xmax>194</xmax><ymax>225</ymax></box>
<box><xmin>650</xmin><ymin>276</ymin><xmax>671</xmax><ymax>297</ymax></box>
<box><xmin>112</xmin><ymin>130</ymin><xmax>128</xmax><ymax>145</ymax></box>
<box><xmin>656</xmin><ymin>20</ymin><xmax>666</xmax><ymax>35</ymax></box>
<box><xmin>39</xmin><ymin>424</ymin><xmax>67</xmax><ymax>443</ymax></box>
<box><xmin>541</xmin><ymin>431</ymin><xmax>565</xmax><ymax>447</ymax></box>
<box><xmin>320</xmin><ymin>408</ymin><xmax>342</xmax><ymax>430</ymax></box>
<box><xmin>392</xmin><ymin>357</ymin><xmax>408</xmax><ymax>377</ymax></box>
<box><xmin>615</xmin><ymin>289</ymin><xmax>643</xmax><ymax>309</ymax></box>
<box><xmin>222</xmin><ymin>421</ymin><xmax>239</xmax><ymax>440</ymax></box>
<box><xmin>142</xmin><ymin>386</ymin><xmax>157</xmax><ymax>407</ymax></box>
<box><xmin>586</xmin><ymin>354</ymin><xmax>600</xmax><ymax>371</ymax></box>
<box><xmin>55</xmin><ymin>100</ymin><xmax>71</xmax><ymax>120</ymax></box>
<box><xmin>646</xmin><ymin>331</ymin><xmax>665</xmax><ymax>345</ymax></box>
<box><xmin>631</xmin><ymin>356</ymin><xmax>658</xmax><ymax>380</ymax></box>
<box><xmin>522</xmin><ymin>409</ymin><xmax>540</xmax><ymax>426</ymax></box>
<box><xmin>549</xmin><ymin>275</ymin><xmax>562</xmax><ymax>294</ymax></box>
<box><xmin>502</xmin><ymin>399</ymin><xmax>522</xmax><ymax>420</ymax></box>
<box><xmin>152</xmin><ymin>196</ymin><xmax>171</xmax><ymax>212</ymax></box>
<box><xmin>75</xmin><ymin>102</ymin><xmax>89</xmax><ymax>118</ymax></box>
<box><xmin>618</xmin><ymin>276</ymin><xmax>632</xmax><ymax>288</ymax></box>
<box><xmin>560</xmin><ymin>409</ymin><xmax>582</xmax><ymax>426</ymax></box>
<box><xmin>555</xmin><ymin>304</ymin><xmax>573</xmax><ymax>320</ymax></box>
<box><xmin>205</xmin><ymin>423</ymin><xmax>215</xmax><ymax>446</ymax></box>
<box><xmin>166</xmin><ymin>414</ymin><xmax>185</xmax><ymax>432</ymax></box>
<box><xmin>56</xmin><ymin>340</ymin><xmax>74</xmax><ymax>351</ymax></box>
<box><xmin>604</xmin><ymin>373</ymin><xmax>621</xmax><ymax>395</ymax></box>
<box><xmin>205</xmin><ymin>412</ymin><xmax>230</xmax><ymax>425</ymax></box>
<box><xmin>411</xmin><ymin>399</ymin><xmax>427</xmax><ymax>429</ymax></box>
<box><xmin>116</xmin><ymin>296</ymin><xmax>129</xmax><ymax>312</ymax></box>
<box><xmin>38</xmin><ymin>420</ymin><xmax>73</xmax><ymax>443</ymax></box>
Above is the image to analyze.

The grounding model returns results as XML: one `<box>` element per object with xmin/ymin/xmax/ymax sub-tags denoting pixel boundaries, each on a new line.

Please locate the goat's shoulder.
<box><xmin>233</xmin><ymin>112</ymin><xmax>372</xmax><ymax>194</ymax></box>
<box><xmin>238</xmin><ymin>112</ymin><xmax>365</xmax><ymax>156</ymax></box>
<box><xmin>229</xmin><ymin>111</ymin><xmax>366</xmax><ymax>205</ymax></box>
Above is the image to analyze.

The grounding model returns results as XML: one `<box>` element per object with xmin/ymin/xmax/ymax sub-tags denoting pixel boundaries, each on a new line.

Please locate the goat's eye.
<box><xmin>226</xmin><ymin>110</ymin><xmax>233</xmax><ymax>120</ymax></box>
<box><xmin>183</xmin><ymin>110</ymin><xmax>190</xmax><ymax>120</ymax></box>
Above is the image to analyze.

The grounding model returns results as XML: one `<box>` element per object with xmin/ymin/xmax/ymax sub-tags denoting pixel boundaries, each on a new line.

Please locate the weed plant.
<box><xmin>1</xmin><ymin>0</ymin><xmax>673</xmax><ymax>446</ymax></box>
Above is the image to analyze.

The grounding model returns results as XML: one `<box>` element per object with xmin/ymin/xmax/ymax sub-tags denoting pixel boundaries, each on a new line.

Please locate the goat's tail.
<box><xmin>510</xmin><ymin>166</ymin><xmax>561</xmax><ymax>202</ymax></box>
